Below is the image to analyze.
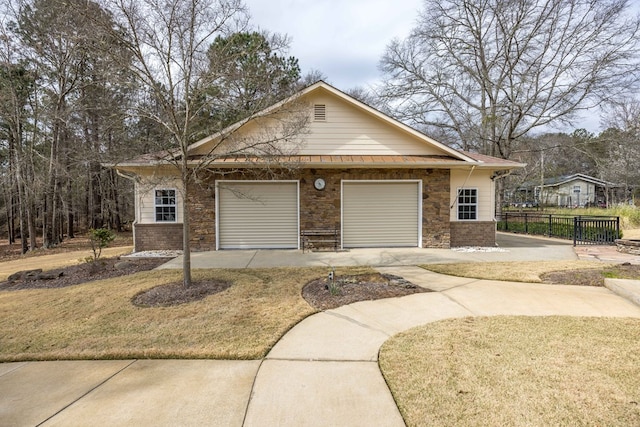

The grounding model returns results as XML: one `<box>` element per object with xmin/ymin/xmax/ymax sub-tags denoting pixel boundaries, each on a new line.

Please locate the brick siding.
<box><xmin>450</xmin><ymin>221</ymin><xmax>496</xmax><ymax>247</ymax></box>
<box><xmin>134</xmin><ymin>223</ymin><xmax>184</xmax><ymax>251</ymax></box>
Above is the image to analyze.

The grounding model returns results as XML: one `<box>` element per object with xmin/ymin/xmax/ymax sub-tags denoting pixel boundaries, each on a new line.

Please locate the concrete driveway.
<box><xmin>155</xmin><ymin>232</ymin><xmax>580</xmax><ymax>270</ymax></box>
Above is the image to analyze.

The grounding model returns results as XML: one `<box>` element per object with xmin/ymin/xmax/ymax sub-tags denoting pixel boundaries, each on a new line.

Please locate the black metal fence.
<box><xmin>497</xmin><ymin>213</ymin><xmax>620</xmax><ymax>246</ymax></box>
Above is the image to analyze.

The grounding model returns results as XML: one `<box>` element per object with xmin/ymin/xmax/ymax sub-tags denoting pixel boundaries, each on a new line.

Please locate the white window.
<box><xmin>457</xmin><ymin>188</ymin><xmax>478</xmax><ymax>220</ymax></box>
<box><xmin>155</xmin><ymin>189</ymin><xmax>176</xmax><ymax>222</ymax></box>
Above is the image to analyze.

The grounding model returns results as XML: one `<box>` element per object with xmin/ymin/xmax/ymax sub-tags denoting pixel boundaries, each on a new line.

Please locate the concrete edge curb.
<box><xmin>604</xmin><ymin>278</ymin><xmax>640</xmax><ymax>307</ymax></box>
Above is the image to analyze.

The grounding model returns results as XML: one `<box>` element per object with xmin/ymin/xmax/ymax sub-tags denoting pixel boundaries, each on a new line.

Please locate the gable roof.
<box><xmin>540</xmin><ymin>173</ymin><xmax>617</xmax><ymax>188</ymax></box>
<box><xmin>112</xmin><ymin>81</ymin><xmax>525</xmax><ymax>172</ymax></box>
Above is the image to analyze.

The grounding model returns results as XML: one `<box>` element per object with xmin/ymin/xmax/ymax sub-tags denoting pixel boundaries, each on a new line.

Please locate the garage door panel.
<box><xmin>343</xmin><ymin>182</ymin><xmax>420</xmax><ymax>248</ymax></box>
<box><xmin>218</xmin><ymin>182</ymin><xmax>298</xmax><ymax>249</ymax></box>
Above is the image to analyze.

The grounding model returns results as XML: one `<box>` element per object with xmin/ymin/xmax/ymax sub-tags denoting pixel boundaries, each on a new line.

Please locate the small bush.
<box><xmin>89</xmin><ymin>228</ymin><xmax>116</xmax><ymax>261</ymax></box>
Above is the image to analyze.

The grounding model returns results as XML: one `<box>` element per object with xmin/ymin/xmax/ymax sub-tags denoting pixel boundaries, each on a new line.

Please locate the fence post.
<box><xmin>504</xmin><ymin>212</ymin><xmax>509</xmax><ymax>231</ymax></box>
<box><xmin>525</xmin><ymin>213</ymin><xmax>528</xmax><ymax>234</ymax></box>
<box><xmin>548</xmin><ymin>214</ymin><xmax>552</xmax><ymax>237</ymax></box>
<box><xmin>616</xmin><ymin>216</ymin><xmax>620</xmax><ymax>240</ymax></box>
<box><xmin>573</xmin><ymin>217</ymin><xmax>577</xmax><ymax>246</ymax></box>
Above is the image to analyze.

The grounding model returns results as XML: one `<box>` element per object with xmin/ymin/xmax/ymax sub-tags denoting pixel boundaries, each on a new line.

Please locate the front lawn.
<box><xmin>380</xmin><ymin>316</ymin><xmax>640</xmax><ymax>426</ymax></box>
<box><xmin>422</xmin><ymin>260</ymin><xmax>624</xmax><ymax>284</ymax></box>
<box><xmin>0</xmin><ymin>267</ymin><xmax>329</xmax><ymax>361</ymax></box>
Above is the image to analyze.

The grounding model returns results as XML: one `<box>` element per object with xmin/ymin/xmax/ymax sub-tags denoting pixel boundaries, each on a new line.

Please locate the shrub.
<box><xmin>88</xmin><ymin>228</ymin><xmax>116</xmax><ymax>261</ymax></box>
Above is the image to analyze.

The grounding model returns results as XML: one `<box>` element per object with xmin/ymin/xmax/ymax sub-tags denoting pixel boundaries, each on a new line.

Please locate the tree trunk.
<box><xmin>109</xmin><ymin>170</ymin><xmax>123</xmax><ymax>232</ymax></box>
<box><xmin>27</xmin><ymin>200</ymin><xmax>37</xmax><ymax>251</ymax></box>
<box><xmin>3</xmin><ymin>188</ymin><xmax>13</xmax><ymax>244</ymax></box>
<box><xmin>44</xmin><ymin>121</ymin><xmax>60</xmax><ymax>248</ymax></box>
<box><xmin>495</xmin><ymin>178</ymin><xmax>504</xmax><ymax>222</ymax></box>
<box><xmin>65</xmin><ymin>158</ymin><xmax>75</xmax><ymax>239</ymax></box>
<box><xmin>16</xmin><ymin>161</ymin><xmax>29</xmax><ymax>254</ymax></box>
<box><xmin>18</xmin><ymin>199</ymin><xmax>27</xmax><ymax>254</ymax></box>
<box><xmin>91</xmin><ymin>162</ymin><xmax>103</xmax><ymax>229</ymax></box>
<box><xmin>182</xmin><ymin>164</ymin><xmax>191</xmax><ymax>287</ymax></box>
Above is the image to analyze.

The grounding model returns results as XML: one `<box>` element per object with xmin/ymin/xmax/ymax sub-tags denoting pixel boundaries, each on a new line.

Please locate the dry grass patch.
<box><xmin>0</xmin><ymin>267</ymin><xmax>352</xmax><ymax>361</ymax></box>
<box><xmin>624</xmin><ymin>229</ymin><xmax>640</xmax><ymax>239</ymax></box>
<box><xmin>422</xmin><ymin>260</ymin><xmax>614</xmax><ymax>283</ymax></box>
<box><xmin>380</xmin><ymin>317</ymin><xmax>640</xmax><ymax>427</ymax></box>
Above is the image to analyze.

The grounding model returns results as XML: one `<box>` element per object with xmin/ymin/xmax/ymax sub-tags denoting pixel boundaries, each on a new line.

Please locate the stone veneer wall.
<box><xmin>187</xmin><ymin>180</ymin><xmax>217</xmax><ymax>252</ymax></box>
<box><xmin>186</xmin><ymin>168</ymin><xmax>452</xmax><ymax>251</ymax></box>
<box><xmin>134</xmin><ymin>223</ymin><xmax>184</xmax><ymax>251</ymax></box>
<box><xmin>450</xmin><ymin>221</ymin><xmax>496</xmax><ymax>247</ymax></box>
<box><xmin>615</xmin><ymin>239</ymin><xmax>640</xmax><ymax>255</ymax></box>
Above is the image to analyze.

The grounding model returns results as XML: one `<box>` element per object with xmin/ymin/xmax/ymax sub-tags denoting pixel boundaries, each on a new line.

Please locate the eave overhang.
<box><xmin>108</xmin><ymin>154</ymin><xmax>525</xmax><ymax>174</ymax></box>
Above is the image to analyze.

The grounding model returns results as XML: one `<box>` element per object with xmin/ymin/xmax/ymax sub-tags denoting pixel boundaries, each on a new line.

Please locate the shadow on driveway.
<box><xmin>497</xmin><ymin>232</ymin><xmax>572</xmax><ymax>248</ymax></box>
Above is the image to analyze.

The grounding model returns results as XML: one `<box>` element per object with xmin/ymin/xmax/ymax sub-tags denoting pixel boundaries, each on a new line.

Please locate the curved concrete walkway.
<box><xmin>3</xmin><ymin>271</ymin><xmax>640</xmax><ymax>426</ymax></box>
<box><xmin>2</xmin><ymin>235</ymin><xmax>640</xmax><ymax>426</ymax></box>
<box><xmin>243</xmin><ymin>269</ymin><xmax>640</xmax><ymax>426</ymax></box>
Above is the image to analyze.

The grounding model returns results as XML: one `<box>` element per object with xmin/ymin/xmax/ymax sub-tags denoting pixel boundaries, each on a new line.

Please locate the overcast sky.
<box><xmin>242</xmin><ymin>0</ymin><xmax>621</xmax><ymax>132</ymax></box>
<box><xmin>243</xmin><ymin>0</ymin><xmax>423</xmax><ymax>91</ymax></box>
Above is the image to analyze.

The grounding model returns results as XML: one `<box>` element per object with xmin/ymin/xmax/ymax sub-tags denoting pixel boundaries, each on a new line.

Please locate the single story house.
<box><xmin>536</xmin><ymin>174</ymin><xmax>617</xmax><ymax>207</ymax></box>
<box><xmin>114</xmin><ymin>81</ymin><xmax>524</xmax><ymax>252</ymax></box>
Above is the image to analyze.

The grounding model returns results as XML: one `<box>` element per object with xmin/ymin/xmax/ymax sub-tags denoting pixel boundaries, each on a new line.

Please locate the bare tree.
<box><xmin>0</xmin><ymin>5</ymin><xmax>41</xmax><ymax>253</ymax></box>
<box><xmin>103</xmin><ymin>0</ymin><xmax>309</xmax><ymax>286</ymax></box>
<box><xmin>380</xmin><ymin>0</ymin><xmax>640</xmax><ymax>214</ymax></box>
<box><xmin>598</xmin><ymin>98</ymin><xmax>640</xmax><ymax>201</ymax></box>
<box><xmin>380</xmin><ymin>0</ymin><xmax>640</xmax><ymax>160</ymax></box>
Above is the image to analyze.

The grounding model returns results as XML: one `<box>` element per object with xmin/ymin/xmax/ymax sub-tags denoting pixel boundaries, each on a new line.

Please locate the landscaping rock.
<box><xmin>7</xmin><ymin>269</ymin><xmax>43</xmax><ymax>282</ymax></box>
<box><xmin>36</xmin><ymin>271</ymin><xmax>63</xmax><ymax>280</ymax></box>
<box><xmin>24</xmin><ymin>270</ymin><xmax>42</xmax><ymax>280</ymax></box>
<box><xmin>114</xmin><ymin>261</ymin><xmax>134</xmax><ymax>270</ymax></box>
<box><xmin>7</xmin><ymin>271</ymin><xmax>23</xmax><ymax>282</ymax></box>
<box><xmin>0</xmin><ymin>258</ymin><xmax>169</xmax><ymax>291</ymax></box>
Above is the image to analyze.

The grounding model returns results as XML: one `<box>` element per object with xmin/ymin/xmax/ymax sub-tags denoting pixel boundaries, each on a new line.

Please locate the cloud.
<box><xmin>244</xmin><ymin>0</ymin><xmax>422</xmax><ymax>89</ymax></box>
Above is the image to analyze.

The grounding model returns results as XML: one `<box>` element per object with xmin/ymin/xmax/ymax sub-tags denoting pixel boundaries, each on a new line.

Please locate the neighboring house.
<box><xmin>536</xmin><ymin>174</ymin><xmax>617</xmax><ymax>208</ymax></box>
<box><xmin>113</xmin><ymin>81</ymin><xmax>524</xmax><ymax>252</ymax></box>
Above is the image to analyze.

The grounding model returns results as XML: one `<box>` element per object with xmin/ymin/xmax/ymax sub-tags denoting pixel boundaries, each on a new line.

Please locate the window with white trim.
<box><xmin>457</xmin><ymin>188</ymin><xmax>478</xmax><ymax>220</ymax></box>
<box><xmin>155</xmin><ymin>189</ymin><xmax>176</xmax><ymax>222</ymax></box>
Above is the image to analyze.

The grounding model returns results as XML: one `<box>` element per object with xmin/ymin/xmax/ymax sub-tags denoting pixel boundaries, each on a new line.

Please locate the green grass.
<box><xmin>380</xmin><ymin>316</ymin><xmax>640</xmax><ymax>427</ymax></box>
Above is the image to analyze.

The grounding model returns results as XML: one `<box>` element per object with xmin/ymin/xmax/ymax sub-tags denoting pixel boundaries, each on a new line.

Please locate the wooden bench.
<box><xmin>301</xmin><ymin>228</ymin><xmax>340</xmax><ymax>252</ymax></box>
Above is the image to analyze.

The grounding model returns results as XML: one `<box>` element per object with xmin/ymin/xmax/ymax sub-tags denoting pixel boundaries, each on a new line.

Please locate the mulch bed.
<box><xmin>0</xmin><ymin>257</ymin><xmax>170</xmax><ymax>291</ymax></box>
<box><xmin>541</xmin><ymin>263</ymin><xmax>640</xmax><ymax>287</ymax></box>
<box><xmin>302</xmin><ymin>272</ymin><xmax>430</xmax><ymax>310</ymax></box>
<box><xmin>4</xmin><ymin>253</ymin><xmax>639</xmax><ymax>308</ymax></box>
<box><xmin>0</xmin><ymin>256</ymin><xmax>232</xmax><ymax>308</ymax></box>
<box><xmin>132</xmin><ymin>279</ymin><xmax>232</xmax><ymax>307</ymax></box>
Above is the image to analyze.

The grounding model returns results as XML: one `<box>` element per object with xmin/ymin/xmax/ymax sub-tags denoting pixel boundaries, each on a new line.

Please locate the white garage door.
<box><xmin>217</xmin><ymin>181</ymin><xmax>299</xmax><ymax>249</ymax></box>
<box><xmin>342</xmin><ymin>181</ymin><xmax>421</xmax><ymax>248</ymax></box>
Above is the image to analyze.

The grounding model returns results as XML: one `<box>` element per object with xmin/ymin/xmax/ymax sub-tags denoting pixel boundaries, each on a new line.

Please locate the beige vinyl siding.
<box><xmin>189</xmin><ymin>90</ymin><xmax>452</xmax><ymax>157</ymax></box>
<box><xmin>217</xmin><ymin>181</ymin><xmax>299</xmax><ymax>249</ymax></box>
<box><xmin>342</xmin><ymin>181</ymin><xmax>421</xmax><ymax>248</ymax></box>
<box><xmin>301</xmin><ymin>93</ymin><xmax>445</xmax><ymax>156</ymax></box>
<box><xmin>450</xmin><ymin>169</ymin><xmax>495</xmax><ymax>221</ymax></box>
<box><xmin>135</xmin><ymin>179</ymin><xmax>184</xmax><ymax>224</ymax></box>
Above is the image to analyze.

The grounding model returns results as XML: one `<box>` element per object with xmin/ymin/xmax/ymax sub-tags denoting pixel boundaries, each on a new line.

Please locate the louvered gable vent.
<box><xmin>314</xmin><ymin>104</ymin><xmax>326</xmax><ymax>121</ymax></box>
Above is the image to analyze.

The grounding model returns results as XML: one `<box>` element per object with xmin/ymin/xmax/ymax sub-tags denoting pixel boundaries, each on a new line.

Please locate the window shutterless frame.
<box><xmin>457</xmin><ymin>188</ymin><xmax>478</xmax><ymax>221</ymax></box>
<box><xmin>154</xmin><ymin>189</ymin><xmax>177</xmax><ymax>222</ymax></box>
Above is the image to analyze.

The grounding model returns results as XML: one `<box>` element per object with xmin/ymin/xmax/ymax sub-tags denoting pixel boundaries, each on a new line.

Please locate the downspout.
<box><xmin>450</xmin><ymin>165</ymin><xmax>476</xmax><ymax>210</ymax></box>
<box><xmin>116</xmin><ymin>169</ymin><xmax>139</xmax><ymax>252</ymax></box>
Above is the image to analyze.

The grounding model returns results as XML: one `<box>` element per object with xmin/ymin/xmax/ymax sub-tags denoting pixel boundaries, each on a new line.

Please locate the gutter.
<box><xmin>116</xmin><ymin>169</ymin><xmax>139</xmax><ymax>253</ymax></box>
